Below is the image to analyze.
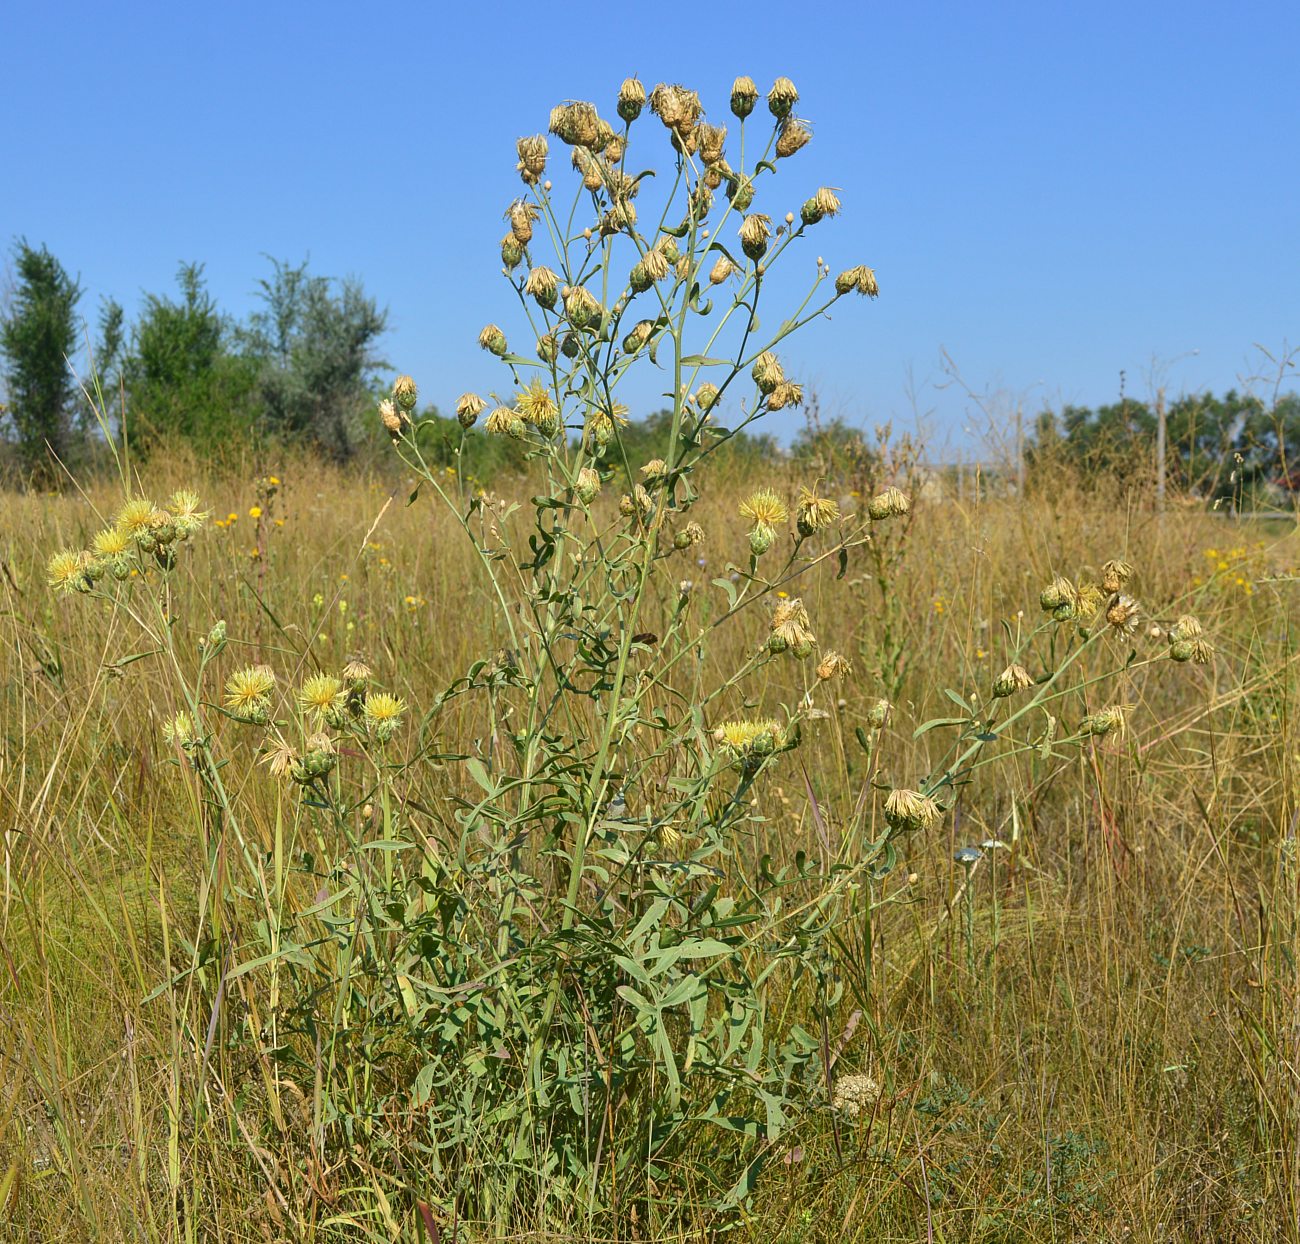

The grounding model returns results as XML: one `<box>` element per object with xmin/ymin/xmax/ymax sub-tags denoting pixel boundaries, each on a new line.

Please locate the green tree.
<box><xmin>245</xmin><ymin>258</ymin><xmax>388</xmax><ymax>459</ymax></box>
<box><xmin>0</xmin><ymin>239</ymin><xmax>82</xmax><ymax>478</ymax></box>
<box><xmin>124</xmin><ymin>262</ymin><xmax>258</xmax><ymax>451</ymax></box>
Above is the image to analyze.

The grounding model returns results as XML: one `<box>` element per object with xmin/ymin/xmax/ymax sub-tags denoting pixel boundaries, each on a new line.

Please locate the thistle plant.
<box><xmin>43</xmin><ymin>74</ymin><xmax>1219</xmax><ymax>1235</ymax></box>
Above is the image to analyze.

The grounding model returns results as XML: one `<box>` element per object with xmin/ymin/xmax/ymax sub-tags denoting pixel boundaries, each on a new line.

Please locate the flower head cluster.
<box><xmin>769</xmin><ymin>597</ymin><xmax>816</xmax><ymax>659</ymax></box>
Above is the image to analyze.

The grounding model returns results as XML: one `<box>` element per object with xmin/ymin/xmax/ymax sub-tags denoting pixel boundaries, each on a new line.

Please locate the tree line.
<box><xmin>0</xmin><ymin>240</ymin><xmax>387</xmax><ymax>480</ymax></box>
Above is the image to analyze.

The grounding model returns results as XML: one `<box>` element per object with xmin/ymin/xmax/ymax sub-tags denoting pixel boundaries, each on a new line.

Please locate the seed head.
<box><xmin>486</xmin><ymin>405</ymin><xmax>525</xmax><ymax>439</ymax></box>
<box><xmin>1039</xmin><ymin>575</ymin><xmax>1076</xmax><ymax>613</ymax></box>
<box><xmin>478</xmin><ymin>324</ymin><xmax>508</xmax><ymax>356</ymax></box>
<box><xmin>378</xmin><ymin>398</ymin><xmax>405</xmax><ymax>440</ymax></box>
<box><xmin>884</xmin><ymin>788</ymin><xmax>942</xmax><ymax>832</ymax></box>
<box><xmin>1168</xmin><ymin>614</ymin><xmax>1204</xmax><ymax>642</ymax></box>
<box><xmin>697</xmin><ymin>122</ymin><xmax>727</xmax><ymax>166</ymax></box>
<box><xmin>767</xmin><ymin>380</ymin><xmax>804</xmax><ymax>411</ymax></box>
<box><xmin>993</xmin><ymin>663</ymin><xmax>1035</xmax><ymax>698</ymax></box>
<box><xmin>623</xmin><ymin>320</ymin><xmax>655</xmax><ymax>353</ymax></box>
<box><xmin>673</xmin><ymin>521</ymin><xmax>705</xmax><ymax>550</ymax></box>
<box><xmin>727</xmin><ymin>173</ymin><xmax>755</xmax><ymax>212</ymax></box>
<box><xmin>564</xmin><ymin>284</ymin><xmax>603</xmax><ymax>330</ymax></box>
<box><xmin>1101</xmin><ymin>558</ymin><xmax>1134</xmax><ymax>593</ymax></box>
<box><xmin>775</xmin><ymin>117</ymin><xmax>811</xmax><ymax>159</ymax></box>
<box><xmin>618</xmin><ymin>76</ymin><xmax>646</xmax><ymax>123</ymax></box>
<box><xmin>549</xmin><ymin>100</ymin><xmax>603</xmax><ymax>149</ymax></box>
<box><xmin>456</xmin><ymin>392</ymin><xmax>487</xmax><ymax>428</ymax></box>
<box><xmin>801</xmin><ymin>187</ymin><xmax>842</xmax><ymax>225</ymax></box>
<box><xmin>866</xmin><ymin>487</ymin><xmax>910</xmax><ymax>520</ymax></box>
<box><xmin>816</xmin><ymin>650</ymin><xmax>852</xmax><ymax>681</ymax></box>
<box><xmin>740</xmin><ymin>213</ymin><xmax>772</xmax><ymax>261</ymax></box>
<box><xmin>649</xmin><ymin>83</ymin><xmax>703</xmax><ymax>136</ymax></box>
<box><xmin>767</xmin><ymin>76</ymin><xmax>799</xmax><ymax>119</ymax></box>
<box><xmin>1081</xmin><ymin>705</ymin><xmax>1129</xmax><ymax>738</ymax></box>
<box><xmin>695</xmin><ymin>382</ymin><xmax>720</xmax><ymax>412</ymax></box>
<box><xmin>730</xmin><ymin>76</ymin><xmax>759</xmax><ymax>119</ymax></box>
<box><xmin>835</xmin><ymin>265</ymin><xmax>879</xmax><ymax>297</ymax></box>
<box><xmin>507</xmin><ymin>198</ymin><xmax>539</xmax><ymax>246</ymax></box>
<box><xmin>1105</xmin><ymin>593</ymin><xmax>1141</xmax><ymax>637</ymax></box>
<box><xmin>516</xmin><ymin>134</ymin><xmax>548</xmax><ymax>184</ymax></box>
<box><xmin>391</xmin><ymin>374</ymin><xmax>418</xmax><ymax>412</ymax></box>
<box><xmin>866</xmin><ymin>698</ymin><xmax>892</xmax><ymax>729</ymax></box>
<box><xmin>750</xmin><ymin>351</ymin><xmax>784</xmax><ymax>395</ymax></box>
<box><xmin>709</xmin><ymin>255</ymin><xmax>737</xmax><ymax>285</ymax></box>
<box><xmin>501</xmin><ymin>234</ymin><xmax>525</xmax><ymax>270</ymax></box>
<box><xmin>771</xmin><ymin>598</ymin><xmax>815</xmax><ymax>654</ymax></box>
<box><xmin>796</xmin><ymin>486</ymin><xmax>840</xmax><ymax>535</ymax></box>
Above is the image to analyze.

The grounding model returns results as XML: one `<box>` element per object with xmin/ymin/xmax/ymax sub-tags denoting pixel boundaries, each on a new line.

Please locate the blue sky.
<box><xmin>2</xmin><ymin>1</ymin><xmax>1296</xmax><ymax>452</ymax></box>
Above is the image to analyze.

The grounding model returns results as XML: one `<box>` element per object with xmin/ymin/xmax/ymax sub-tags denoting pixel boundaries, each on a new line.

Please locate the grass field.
<box><xmin>3</xmin><ymin>447</ymin><xmax>1300</xmax><ymax>1243</ymax></box>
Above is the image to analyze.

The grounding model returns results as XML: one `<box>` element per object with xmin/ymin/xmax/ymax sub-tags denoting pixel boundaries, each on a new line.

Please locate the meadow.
<box><xmin>2</xmin><ymin>443</ymin><xmax>1298</xmax><ymax>1242</ymax></box>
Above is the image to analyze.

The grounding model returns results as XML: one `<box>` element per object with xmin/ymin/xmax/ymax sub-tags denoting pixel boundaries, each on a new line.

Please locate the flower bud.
<box><xmin>767</xmin><ymin>76</ymin><xmax>799</xmax><ymax>119</ymax></box>
<box><xmin>1039</xmin><ymin>576</ymin><xmax>1075</xmax><ymax>613</ymax></box>
<box><xmin>673</xmin><ymin>521</ymin><xmax>704</xmax><ymax>550</ymax></box>
<box><xmin>654</xmin><ymin>235</ymin><xmax>681</xmax><ymax>264</ymax></box>
<box><xmin>575</xmin><ymin>466</ymin><xmax>601</xmax><ymax>504</ymax></box>
<box><xmin>536</xmin><ymin>333</ymin><xmax>559</xmax><ymax>363</ymax></box>
<box><xmin>730</xmin><ymin>76</ymin><xmax>759</xmax><ymax>119</ymax></box>
<box><xmin>749</xmin><ymin>522</ymin><xmax>775</xmax><ymax>556</ymax></box>
<box><xmin>866</xmin><ymin>698</ymin><xmax>892</xmax><ymax>729</ymax></box>
<box><xmin>695</xmin><ymin>383</ymin><xmax>720</xmax><ymax>412</ymax></box>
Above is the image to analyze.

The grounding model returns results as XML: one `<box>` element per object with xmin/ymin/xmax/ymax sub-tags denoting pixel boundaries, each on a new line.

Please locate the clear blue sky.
<box><xmin>3</xmin><ymin>1</ymin><xmax>1296</xmax><ymax>451</ymax></box>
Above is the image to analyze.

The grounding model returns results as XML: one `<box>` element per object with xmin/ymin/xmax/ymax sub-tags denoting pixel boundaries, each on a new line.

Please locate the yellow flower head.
<box><xmin>739</xmin><ymin>488</ymin><xmax>788</xmax><ymax>528</ymax></box>
<box><xmin>884</xmin><ymin>788</ymin><xmax>942</xmax><ymax>832</ymax></box>
<box><xmin>298</xmin><ymin>674</ymin><xmax>344</xmax><ymax>718</ymax></box>
<box><xmin>168</xmin><ymin>489</ymin><xmax>209</xmax><ymax>537</ymax></box>
<box><xmin>248</xmin><ymin>505</ymin><xmax>263</xmax><ymax>520</ymax></box>
<box><xmin>224</xmin><ymin>665</ymin><xmax>277</xmax><ymax>719</ymax></box>
<box><xmin>92</xmin><ymin>527</ymin><xmax>131</xmax><ymax>559</ymax></box>
<box><xmin>516</xmin><ymin>380</ymin><xmax>561</xmax><ymax>435</ymax></box>
<box><xmin>48</xmin><ymin>549</ymin><xmax>93</xmax><ymax>595</ymax></box>
<box><xmin>116</xmin><ymin>497</ymin><xmax>156</xmax><ymax>542</ymax></box>
<box><xmin>363</xmin><ymin>692</ymin><xmax>407</xmax><ymax>743</ymax></box>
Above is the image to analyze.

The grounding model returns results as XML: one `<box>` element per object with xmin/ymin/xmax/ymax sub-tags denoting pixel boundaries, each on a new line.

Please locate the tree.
<box><xmin>124</xmin><ymin>262</ymin><xmax>259</xmax><ymax>451</ymax></box>
<box><xmin>0</xmin><ymin>239</ymin><xmax>82</xmax><ymax>478</ymax></box>
<box><xmin>245</xmin><ymin>258</ymin><xmax>388</xmax><ymax>459</ymax></box>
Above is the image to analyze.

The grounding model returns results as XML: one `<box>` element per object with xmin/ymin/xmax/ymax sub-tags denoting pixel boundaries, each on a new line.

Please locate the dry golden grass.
<box><xmin>2</xmin><ymin>451</ymin><xmax>1299</xmax><ymax>1242</ymax></box>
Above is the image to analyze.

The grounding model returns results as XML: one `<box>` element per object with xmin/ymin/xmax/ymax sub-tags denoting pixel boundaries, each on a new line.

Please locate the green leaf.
<box><xmin>913</xmin><ymin>716</ymin><xmax>971</xmax><ymax>739</ymax></box>
<box><xmin>680</xmin><ymin>354</ymin><xmax>731</xmax><ymax>367</ymax></box>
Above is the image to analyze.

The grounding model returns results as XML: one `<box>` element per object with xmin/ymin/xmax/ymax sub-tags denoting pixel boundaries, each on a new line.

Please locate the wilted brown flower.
<box><xmin>730</xmin><ymin>76</ymin><xmax>759</xmax><ymax>119</ymax></box>
<box><xmin>767</xmin><ymin>76</ymin><xmax>799</xmax><ymax>119</ymax></box>
<box><xmin>618</xmin><ymin>77</ymin><xmax>646</xmax><ymax>123</ymax></box>
<box><xmin>516</xmin><ymin>134</ymin><xmax>548</xmax><ymax>184</ymax></box>
<box><xmin>775</xmin><ymin>117</ymin><xmax>811</xmax><ymax>158</ymax></box>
